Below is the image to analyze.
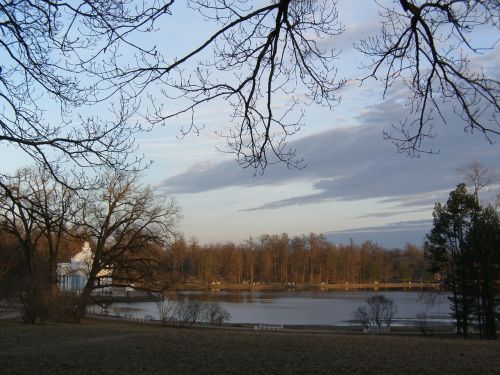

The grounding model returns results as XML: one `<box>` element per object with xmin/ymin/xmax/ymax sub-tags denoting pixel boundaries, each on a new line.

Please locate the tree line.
<box><xmin>163</xmin><ymin>234</ymin><xmax>430</xmax><ymax>286</ymax></box>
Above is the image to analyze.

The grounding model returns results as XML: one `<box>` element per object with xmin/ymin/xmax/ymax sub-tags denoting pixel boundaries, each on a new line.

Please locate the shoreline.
<box><xmin>84</xmin><ymin>314</ymin><xmax>457</xmax><ymax>335</ymax></box>
<box><xmin>168</xmin><ymin>282</ymin><xmax>438</xmax><ymax>291</ymax></box>
<box><xmin>0</xmin><ymin>312</ymin><xmax>457</xmax><ymax>336</ymax></box>
<box><xmin>87</xmin><ymin>282</ymin><xmax>439</xmax><ymax>304</ymax></box>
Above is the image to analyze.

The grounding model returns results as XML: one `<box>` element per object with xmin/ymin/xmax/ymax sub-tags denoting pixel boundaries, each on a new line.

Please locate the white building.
<box><xmin>57</xmin><ymin>242</ymin><xmax>112</xmax><ymax>293</ymax></box>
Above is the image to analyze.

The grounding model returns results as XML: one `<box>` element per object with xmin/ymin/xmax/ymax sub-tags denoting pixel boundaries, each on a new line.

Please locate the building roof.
<box><xmin>71</xmin><ymin>241</ymin><xmax>93</xmax><ymax>263</ymax></box>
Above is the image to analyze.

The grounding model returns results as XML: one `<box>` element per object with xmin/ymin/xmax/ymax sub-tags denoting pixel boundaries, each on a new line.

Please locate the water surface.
<box><xmin>100</xmin><ymin>290</ymin><xmax>451</xmax><ymax>326</ymax></box>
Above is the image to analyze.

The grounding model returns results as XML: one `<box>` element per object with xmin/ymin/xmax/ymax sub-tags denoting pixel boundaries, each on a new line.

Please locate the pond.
<box><xmin>94</xmin><ymin>290</ymin><xmax>452</xmax><ymax>327</ymax></box>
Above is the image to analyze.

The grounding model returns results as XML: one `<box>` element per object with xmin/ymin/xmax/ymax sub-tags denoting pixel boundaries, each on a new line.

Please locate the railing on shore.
<box><xmin>254</xmin><ymin>323</ymin><xmax>284</xmax><ymax>331</ymax></box>
<box><xmin>363</xmin><ymin>323</ymin><xmax>391</xmax><ymax>333</ymax></box>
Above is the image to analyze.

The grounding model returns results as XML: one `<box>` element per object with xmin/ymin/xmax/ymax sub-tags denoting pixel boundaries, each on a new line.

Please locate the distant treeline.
<box><xmin>0</xmin><ymin>226</ymin><xmax>434</xmax><ymax>288</ymax></box>
<box><xmin>0</xmin><ymin>229</ymin><xmax>432</xmax><ymax>292</ymax></box>
<box><xmin>164</xmin><ymin>233</ymin><xmax>432</xmax><ymax>285</ymax></box>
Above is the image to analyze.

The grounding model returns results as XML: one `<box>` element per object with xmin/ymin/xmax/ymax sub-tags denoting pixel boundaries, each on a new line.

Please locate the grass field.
<box><xmin>1</xmin><ymin>319</ymin><xmax>499</xmax><ymax>374</ymax></box>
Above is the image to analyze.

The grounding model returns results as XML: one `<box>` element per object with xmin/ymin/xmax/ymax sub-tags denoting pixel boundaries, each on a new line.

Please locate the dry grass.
<box><xmin>1</xmin><ymin>319</ymin><xmax>499</xmax><ymax>374</ymax></box>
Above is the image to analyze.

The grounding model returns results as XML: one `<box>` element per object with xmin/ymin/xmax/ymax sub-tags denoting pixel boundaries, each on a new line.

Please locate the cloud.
<box><xmin>158</xmin><ymin>84</ymin><xmax>500</xmax><ymax>211</ymax></box>
<box><xmin>325</xmin><ymin>219</ymin><xmax>432</xmax><ymax>248</ymax></box>
<box><xmin>357</xmin><ymin>207</ymin><xmax>431</xmax><ymax>219</ymax></box>
<box><xmin>327</xmin><ymin>219</ymin><xmax>432</xmax><ymax>234</ymax></box>
<box><xmin>378</xmin><ymin>191</ymin><xmax>450</xmax><ymax>208</ymax></box>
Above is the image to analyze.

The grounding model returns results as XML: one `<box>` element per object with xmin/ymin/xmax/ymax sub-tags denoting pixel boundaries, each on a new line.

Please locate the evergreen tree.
<box><xmin>426</xmin><ymin>184</ymin><xmax>500</xmax><ymax>339</ymax></box>
<box><xmin>425</xmin><ymin>184</ymin><xmax>478</xmax><ymax>337</ymax></box>
<box><xmin>468</xmin><ymin>206</ymin><xmax>500</xmax><ymax>339</ymax></box>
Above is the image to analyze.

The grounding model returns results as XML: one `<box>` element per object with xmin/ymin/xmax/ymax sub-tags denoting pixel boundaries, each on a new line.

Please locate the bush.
<box><xmin>353</xmin><ymin>294</ymin><xmax>397</xmax><ymax>329</ymax></box>
<box><xmin>157</xmin><ymin>298</ymin><xmax>177</xmax><ymax>326</ymax></box>
<box><xmin>173</xmin><ymin>298</ymin><xmax>207</xmax><ymax>327</ymax></box>
<box><xmin>204</xmin><ymin>302</ymin><xmax>231</xmax><ymax>326</ymax></box>
<box><xmin>157</xmin><ymin>298</ymin><xmax>232</xmax><ymax>327</ymax></box>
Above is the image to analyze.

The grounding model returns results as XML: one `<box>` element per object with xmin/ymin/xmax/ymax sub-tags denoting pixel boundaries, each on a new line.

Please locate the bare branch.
<box><xmin>356</xmin><ymin>0</ymin><xmax>499</xmax><ymax>155</ymax></box>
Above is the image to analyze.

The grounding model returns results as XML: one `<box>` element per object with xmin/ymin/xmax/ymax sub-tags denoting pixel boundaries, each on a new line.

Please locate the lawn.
<box><xmin>1</xmin><ymin>319</ymin><xmax>499</xmax><ymax>374</ymax></box>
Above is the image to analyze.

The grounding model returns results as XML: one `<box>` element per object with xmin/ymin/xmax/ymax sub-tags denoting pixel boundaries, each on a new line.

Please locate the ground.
<box><xmin>0</xmin><ymin>319</ymin><xmax>499</xmax><ymax>374</ymax></box>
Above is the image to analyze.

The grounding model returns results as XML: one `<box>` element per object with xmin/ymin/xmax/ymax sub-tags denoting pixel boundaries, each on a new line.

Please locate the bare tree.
<box><xmin>157</xmin><ymin>297</ymin><xmax>177</xmax><ymax>326</ymax></box>
<box><xmin>1</xmin><ymin>0</ymin><xmax>498</xmax><ymax>178</ymax></box>
<box><xmin>113</xmin><ymin>0</ymin><xmax>498</xmax><ymax>169</ymax></box>
<box><xmin>0</xmin><ymin>166</ymin><xmax>179</xmax><ymax>322</ymax></box>
<box><xmin>173</xmin><ymin>298</ymin><xmax>207</xmax><ymax>327</ymax></box>
<box><xmin>24</xmin><ymin>168</ymin><xmax>76</xmax><ymax>298</ymax></box>
<box><xmin>72</xmin><ymin>170</ymin><xmax>181</xmax><ymax>320</ymax></box>
<box><xmin>353</xmin><ymin>294</ymin><xmax>397</xmax><ymax>329</ymax></box>
<box><xmin>459</xmin><ymin>160</ymin><xmax>499</xmax><ymax>204</ymax></box>
<box><xmin>0</xmin><ymin>166</ymin><xmax>77</xmax><ymax>321</ymax></box>
<box><xmin>0</xmin><ymin>170</ymin><xmax>44</xmax><ymax>287</ymax></box>
<box><xmin>204</xmin><ymin>302</ymin><xmax>231</xmax><ymax>326</ymax></box>
<box><xmin>356</xmin><ymin>1</ymin><xmax>499</xmax><ymax>155</ymax></box>
<box><xmin>353</xmin><ymin>305</ymin><xmax>371</xmax><ymax>328</ymax></box>
<box><xmin>0</xmin><ymin>167</ymin><xmax>67</xmax><ymax>321</ymax></box>
<box><xmin>141</xmin><ymin>0</ymin><xmax>345</xmax><ymax>170</ymax></box>
<box><xmin>0</xmin><ymin>0</ymin><xmax>176</xmax><ymax>192</ymax></box>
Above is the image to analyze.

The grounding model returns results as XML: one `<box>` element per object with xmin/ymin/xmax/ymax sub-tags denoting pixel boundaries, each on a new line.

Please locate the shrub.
<box><xmin>157</xmin><ymin>298</ymin><xmax>177</xmax><ymax>326</ymax></box>
<box><xmin>157</xmin><ymin>298</ymin><xmax>232</xmax><ymax>327</ymax></box>
<box><xmin>353</xmin><ymin>294</ymin><xmax>397</xmax><ymax>329</ymax></box>
<box><xmin>204</xmin><ymin>302</ymin><xmax>231</xmax><ymax>326</ymax></box>
<box><xmin>173</xmin><ymin>298</ymin><xmax>206</xmax><ymax>327</ymax></box>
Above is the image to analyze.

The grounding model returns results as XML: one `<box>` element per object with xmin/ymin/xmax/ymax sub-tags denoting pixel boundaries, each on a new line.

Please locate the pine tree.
<box><xmin>425</xmin><ymin>184</ymin><xmax>478</xmax><ymax>337</ymax></box>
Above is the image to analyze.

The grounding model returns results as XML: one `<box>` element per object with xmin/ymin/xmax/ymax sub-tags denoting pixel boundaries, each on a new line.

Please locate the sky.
<box><xmin>2</xmin><ymin>1</ymin><xmax>499</xmax><ymax>248</ymax></box>
<box><xmin>138</xmin><ymin>1</ymin><xmax>500</xmax><ymax>248</ymax></box>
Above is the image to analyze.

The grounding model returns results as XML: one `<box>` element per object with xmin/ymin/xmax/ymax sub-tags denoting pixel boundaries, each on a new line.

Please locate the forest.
<box><xmin>0</xmin><ymin>229</ymin><xmax>431</xmax><ymax>296</ymax></box>
<box><xmin>152</xmin><ymin>233</ymin><xmax>430</xmax><ymax>286</ymax></box>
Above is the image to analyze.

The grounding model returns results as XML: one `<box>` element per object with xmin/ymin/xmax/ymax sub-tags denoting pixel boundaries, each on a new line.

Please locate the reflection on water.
<box><xmin>108</xmin><ymin>290</ymin><xmax>451</xmax><ymax>326</ymax></box>
<box><xmin>161</xmin><ymin>290</ymin><xmax>258</xmax><ymax>304</ymax></box>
